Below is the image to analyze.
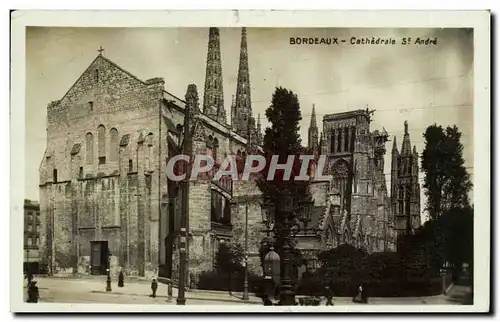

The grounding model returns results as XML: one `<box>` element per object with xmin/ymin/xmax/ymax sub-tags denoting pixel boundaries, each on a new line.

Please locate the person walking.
<box><xmin>150</xmin><ymin>277</ymin><xmax>158</xmax><ymax>298</ymax></box>
<box><xmin>26</xmin><ymin>281</ymin><xmax>39</xmax><ymax>303</ymax></box>
<box><xmin>118</xmin><ymin>270</ymin><xmax>124</xmax><ymax>288</ymax></box>
<box><xmin>325</xmin><ymin>286</ymin><xmax>334</xmax><ymax>306</ymax></box>
<box><xmin>353</xmin><ymin>283</ymin><xmax>368</xmax><ymax>304</ymax></box>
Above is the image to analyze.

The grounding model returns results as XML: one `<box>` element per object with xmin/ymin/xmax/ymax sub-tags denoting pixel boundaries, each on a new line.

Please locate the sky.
<box><xmin>25</xmin><ymin>27</ymin><xmax>474</xmax><ymax>220</ymax></box>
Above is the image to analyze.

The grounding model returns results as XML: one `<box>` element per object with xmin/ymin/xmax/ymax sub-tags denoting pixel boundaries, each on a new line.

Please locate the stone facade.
<box><xmin>305</xmin><ymin>108</ymin><xmax>399</xmax><ymax>256</ymax></box>
<box><xmin>38</xmin><ymin>28</ymin><xmax>266</xmax><ymax>284</ymax></box>
<box><xmin>390</xmin><ymin>121</ymin><xmax>421</xmax><ymax>247</ymax></box>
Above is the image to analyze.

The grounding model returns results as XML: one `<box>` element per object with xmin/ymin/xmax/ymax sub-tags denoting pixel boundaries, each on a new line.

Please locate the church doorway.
<box><xmin>90</xmin><ymin>241</ymin><xmax>109</xmax><ymax>275</ymax></box>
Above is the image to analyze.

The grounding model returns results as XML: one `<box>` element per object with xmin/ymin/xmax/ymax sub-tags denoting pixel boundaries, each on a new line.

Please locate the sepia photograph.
<box><xmin>10</xmin><ymin>10</ymin><xmax>490</xmax><ymax>313</ymax></box>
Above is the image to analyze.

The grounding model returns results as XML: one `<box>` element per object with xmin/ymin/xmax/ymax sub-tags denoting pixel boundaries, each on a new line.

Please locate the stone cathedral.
<box><xmin>303</xmin><ymin>107</ymin><xmax>422</xmax><ymax>258</ymax></box>
<box><xmin>38</xmin><ymin>27</ymin><xmax>266</xmax><ymax>282</ymax></box>
<box><xmin>38</xmin><ymin>26</ymin><xmax>421</xmax><ymax>284</ymax></box>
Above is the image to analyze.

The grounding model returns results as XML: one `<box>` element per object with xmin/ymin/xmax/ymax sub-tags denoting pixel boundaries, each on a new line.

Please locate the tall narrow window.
<box><xmin>109</xmin><ymin>128</ymin><xmax>119</xmax><ymax>162</ymax></box>
<box><xmin>53</xmin><ymin>169</ymin><xmax>58</xmax><ymax>183</ymax></box>
<box><xmin>350</xmin><ymin>127</ymin><xmax>356</xmax><ymax>152</ymax></box>
<box><xmin>129</xmin><ymin>159</ymin><xmax>133</xmax><ymax>173</ymax></box>
<box><xmin>337</xmin><ymin>129</ymin><xmax>342</xmax><ymax>152</ymax></box>
<box><xmin>330</xmin><ymin>131</ymin><xmax>336</xmax><ymax>153</ymax></box>
<box><xmin>213</xmin><ymin>138</ymin><xmax>219</xmax><ymax>162</ymax></box>
<box><xmin>146</xmin><ymin>133</ymin><xmax>153</xmax><ymax>171</ymax></box>
<box><xmin>85</xmin><ymin>133</ymin><xmax>94</xmax><ymax>164</ymax></box>
<box><xmin>344</xmin><ymin>127</ymin><xmax>349</xmax><ymax>152</ymax></box>
<box><xmin>79</xmin><ymin>167</ymin><xmax>83</xmax><ymax>179</ymax></box>
<box><xmin>97</xmin><ymin>125</ymin><xmax>106</xmax><ymax>164</ymax></box>
<box><xmin>94</xmin><ymin>69</ymin><xmax>99</xmax><ymax>83</ymax></box>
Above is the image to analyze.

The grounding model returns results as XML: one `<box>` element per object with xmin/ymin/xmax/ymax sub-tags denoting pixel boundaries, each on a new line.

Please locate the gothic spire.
<box><xmin>310</xmin><ymin>104</ymin><xmax>317</xmax><ymax>128</ymax></box>
<box><xmin>401</xmin><ymin>120</ymin><xmax>412</xmax><ymax>155</ymax></box>
<box><xmin>233</xmin><ymin>27</ymin><xmax>252</xmax><ymax>138</ymax></box>
<box><xmin>203</xmin><ymin>27</ymin><xmax>226</xmax><ymax>124</ymax></box>
<box><xmin>392</xmin><ymin>136</ymin><xmax>398</xmax><ymax>152</ymax></box>
<box><xmin>256</xmin><ymin>114</ymin><xmax>262</xmax><ymax>145</ymax></box>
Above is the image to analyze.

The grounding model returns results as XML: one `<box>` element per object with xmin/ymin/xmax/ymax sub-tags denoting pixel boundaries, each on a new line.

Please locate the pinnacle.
<box><xmin>310</xmin><ymin>104</ymin><xmax>317</xmax><ymax>128</ymax></box>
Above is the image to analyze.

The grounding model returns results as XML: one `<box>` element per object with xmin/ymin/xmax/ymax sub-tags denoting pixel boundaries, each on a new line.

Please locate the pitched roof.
<box><xmin>58</xmin><ymin>54</ymin><xmax>147</xmax><ymax>105</ymax></box>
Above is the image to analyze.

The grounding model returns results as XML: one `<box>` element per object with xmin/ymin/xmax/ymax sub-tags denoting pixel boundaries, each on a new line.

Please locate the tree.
<box><xmin>214</xmin><ymin>242</ymin><xmax>244</xmax><ymax>293</ymax></box>
<box><xmin>215</xmin><ymin>242</ymin><xmax>244</xmax><ymax>275</ymax></box>
<box><xmin>317</xmin><ymin>244</ymin><xmax>368</xmax><ymax>283</ymax></box>
<box><xmin>257</xmin><ymin>87</ymin><xmax>312</xmax><ymax>269</ymax></box>
<box><xmin>421</xmin><ymin>124</ymin><xmax>472</xmax><ymax>220</ymax></box>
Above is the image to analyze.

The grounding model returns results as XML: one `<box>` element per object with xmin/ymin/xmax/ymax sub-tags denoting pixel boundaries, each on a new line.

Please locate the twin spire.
<box><xmin>203</xmin><ymin>27</ymin><xmax>255</xmax><ymax>140</ymax></box>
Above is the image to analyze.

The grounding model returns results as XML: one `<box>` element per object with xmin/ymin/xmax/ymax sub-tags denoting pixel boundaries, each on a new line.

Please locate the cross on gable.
<box><xmin>98</xmin><ymin>46</ymin><xmax>104</xmax><ymax>55</ymax></box>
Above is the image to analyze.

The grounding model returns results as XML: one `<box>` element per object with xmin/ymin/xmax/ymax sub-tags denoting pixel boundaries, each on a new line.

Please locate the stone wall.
<box><xmin>39</xmin><ymin>55</ymin><xmax>165</xmax><ymax>277</ymax></box>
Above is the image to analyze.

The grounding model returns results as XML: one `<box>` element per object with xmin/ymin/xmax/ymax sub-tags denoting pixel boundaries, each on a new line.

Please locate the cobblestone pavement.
<box><xmin>22</xmin><ymin>276</ymin><xmax>471</xmax><ymax>306</ymax></box>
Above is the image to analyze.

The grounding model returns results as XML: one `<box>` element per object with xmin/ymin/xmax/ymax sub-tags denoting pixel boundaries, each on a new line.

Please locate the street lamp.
<box><xmin>242</xmin><ymin>202</ymin><xmax>249</xmax><ymax>301</ymax></box>
<box><xmin>106</xmin><ymin>252</ymin><xmax>112</xmax><ymax>292</ymax></box>
<box><xmin>262</xmin><ymin>193</ymin><xmax>317</xmax><ymax>306</ymax></box>
<box><xmin>261</xmin><ymin>198</ymin><xmax>275</xmax><ymax>235</ymax></box>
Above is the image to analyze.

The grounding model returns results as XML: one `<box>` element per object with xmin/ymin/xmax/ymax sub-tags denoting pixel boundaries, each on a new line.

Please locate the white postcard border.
<box><xmin>10</xmin><ymin>10</ymin><xmax>491</xmax><ymax>313</ymax></box>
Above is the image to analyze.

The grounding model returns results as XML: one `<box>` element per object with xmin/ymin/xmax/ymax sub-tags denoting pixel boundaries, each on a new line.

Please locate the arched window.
<box><xmin>398</xmin><ymin>186</ymin><xmax>404</xmax><ymax>214</ymax></box>
<box><xmin>213</xmin><ymin>138</ymin><xmax>219</xmax><ymax>162</ymax></box>
<box><xmin>94</xmin><ymin>69</ymin><xmax>99</xmax><ymax>83</ymax></box>
<box><xmin>97</xmin><ymin>125</ymin><xmax>106</xmax><ymax>164</ymax></box>
<box><xmin>350</xmin><ymin>127</ymin><xmax>356</xmax><ymax>152</ymax></box>
<box><xmin>146</xmin><ymin>133</ymin><xmax>153</xmax><ymax>171</ymax></box>
<box><xmin>85</xmin><ymin>133</ymin><xmax>94</xmax><ymax>164</ymax></box>
<box><xmin>330</xmin><ymin>130</ymin><xmax>336</xmax><ymax>153</ymax></box>
<box><xmin>337</xmin><ymin>129</ymin><xmax>342</xmax><ymax>152</ymax></box>
<box><xmin>109</xmin><ymin>128</ymin><xmax>119</xmax><ymax>162</ymax></box>
<box><xmin>344</xmin><ymin>127</ymin><xmax>349</xmax><ymax>152</ymax></box>
<box><xmin>331</xmin><ymin>160</ymin><xmax>349</xmax><ymax>209</ymax></box>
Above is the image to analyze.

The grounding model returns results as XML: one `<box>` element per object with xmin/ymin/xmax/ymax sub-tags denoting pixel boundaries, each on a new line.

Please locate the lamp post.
<box><xmin>177</xmin><ymin>84</ymin><xmax>196</xmax><ymax>306</ymax></box>
<box><xmin>106</xmin><ymin>252</ymin><xmax>112</xmax><ymax>292</ymax></box>
<box><xmin>261</xmin><ymin>194</ymin><xmax>314</xmax><ymax>306</ymax></box>
<box><xmin>242</xmin><ymin>201</ymin><xmax>249</xmax><ymax>301</ymax></box>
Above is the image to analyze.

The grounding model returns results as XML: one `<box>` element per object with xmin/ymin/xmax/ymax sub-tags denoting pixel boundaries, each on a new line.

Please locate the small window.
<box><xmin>79</xmin><ymin>167</ymin><xmax>83</xmax><ymax>179</ymax></box>
<box><xmin>129</xmin><ymin>159</ymin><xmax>133</xmax><ymax>173</ymax></box>
<box><xmin>94</xmin><ymin>69</ymin><xmax>99</xmax><ymax>82</ymax></box>
<box><xmin>28</xmin><ymin>225</ymin><xmax>33</xmax><ymax>232</ymax></box>
<box><xmin>27</xmin><ymin>238</ymin><xmax>32</xmax><ymax>247</ymax></box>
<box><xmin>53</xmin><ymin>169</ymin><xmax>58</xmax><ymax>182</ymax></box>
<box><xmin>89</xmin><ymin>101</ymin><xmax>94</xmax><ymax>112</ymax></box>
<box><xmin>99</xmin><ymin>157</ymin><xmax>106</xmax><ymax>165</ymax></box>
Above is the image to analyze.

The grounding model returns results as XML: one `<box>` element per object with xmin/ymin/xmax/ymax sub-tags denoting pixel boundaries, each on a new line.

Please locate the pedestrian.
<box><xmin>325</xmin><ymin>286</ymin><xmax>334</xmax><ymax>306</ymax></box>
<box><xmin>118</xmin><ymin>270</ymin><xmax>124</xmax><ymax>288</ymax></box>
<box><xmin>26</xmin><ymin>281</ymin><xmax>39</xmax><ymax>303</ymax></box>
<box><xmin>352</xmin><ymin>283</ymin><xmax>367</xmax><ymax>304</ymax></box>
<box><xmin>150</xmin><ymin>277</ymin><xmax>158</xmax><ymax>298</ymax></box>
<box><xmin>25</xmin><ymin>269</ymin><xmax>33</xmax><ymax>286</ymax></box>
<box><xmin>262</xmin><ymin>294</ymin><xmax>273</xmax><ymax>306</ymax></box>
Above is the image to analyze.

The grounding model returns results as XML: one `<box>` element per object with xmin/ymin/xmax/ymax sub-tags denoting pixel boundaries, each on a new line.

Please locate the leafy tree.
<box><xmin>421</xmin><ymin>124</ymin><xmax>472</xmax><ymax>220</ymax></box>
<box><xmin>317</xmin><ymin>244</ymin><xmax>368</xmax><ymax>283</ymax></box>
<box><xmin>214</xmin><ymin>242</ymin><xmax>244</xmax><ymax>293</ymax></box>
<box><xmin>257</xmin><ymin>87</ymin><xmax>312</xmax><ymax>270</ymax></box>
<box><xmin>215</xmin><ymin>242</ymin><xmax>244</xmax><ymax>275</ymax></box>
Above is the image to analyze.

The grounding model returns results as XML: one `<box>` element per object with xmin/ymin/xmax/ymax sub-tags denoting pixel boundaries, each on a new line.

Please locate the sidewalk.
<box><xmin>33</xmin><ymin>276</ymin><xmax>262</xmax><ymax>304</ymax></box>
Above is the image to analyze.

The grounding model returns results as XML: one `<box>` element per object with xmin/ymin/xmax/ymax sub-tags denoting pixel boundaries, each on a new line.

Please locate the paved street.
<box><xmin>22</xmin><ymin>276</ymin><xmax>471</xmax><ymax>306</ymax></box>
